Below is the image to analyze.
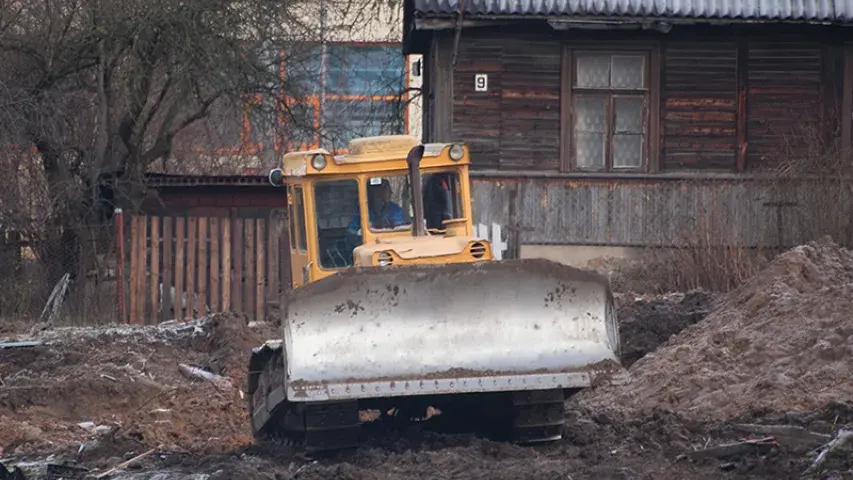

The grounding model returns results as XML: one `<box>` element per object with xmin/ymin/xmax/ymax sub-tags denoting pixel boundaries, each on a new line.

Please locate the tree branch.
<box><xmin>140</xmin><ymin>93</ymin><xmax>220</xmax><ymax>166</ymax></box>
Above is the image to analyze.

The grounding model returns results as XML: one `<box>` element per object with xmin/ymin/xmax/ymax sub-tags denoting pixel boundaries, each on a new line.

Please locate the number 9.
<box><xmin>475</xmin><ymin>74</ymin><xmax>487</xmax><ymax>91</ymax></box>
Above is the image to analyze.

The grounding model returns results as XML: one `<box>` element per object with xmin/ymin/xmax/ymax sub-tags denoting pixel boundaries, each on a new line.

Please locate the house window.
<box><xmin>245</xmin><ymin>97</ymin><xmax>277</xmax><ymax>152</ymax></box>
<box><xmin>570</xmin><ymin>52</ymin><xmax>649</xmax><ymax>171</ymax></box>
<box><xmin>280</xmin><ymin>43</ymin><xmax>408</xmax><ymax>153</ymax></box>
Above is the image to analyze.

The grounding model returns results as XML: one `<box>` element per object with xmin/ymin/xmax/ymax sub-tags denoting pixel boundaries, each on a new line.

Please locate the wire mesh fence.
<box><xmin>0</xmin><ymin>221</ymin><xmax>120</xmax><ymax>327</ymax></box>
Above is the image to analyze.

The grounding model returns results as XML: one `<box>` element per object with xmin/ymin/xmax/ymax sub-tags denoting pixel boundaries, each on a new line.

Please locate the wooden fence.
<box><xmin>124</xmin><ymin>213</ymin><xmax>289</xmax><ymax>324</ymax></box>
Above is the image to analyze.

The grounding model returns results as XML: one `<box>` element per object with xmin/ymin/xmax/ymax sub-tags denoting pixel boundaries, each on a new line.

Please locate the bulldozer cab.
<box><xmin>269</xmin><ymin>135</ymin><xmax>480</xmax><ymax>288</ymax></box>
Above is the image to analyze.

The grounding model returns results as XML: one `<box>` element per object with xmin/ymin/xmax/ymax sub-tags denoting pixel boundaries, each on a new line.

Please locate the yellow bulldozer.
<box><xmin>247</xmin><ymin>134</ymin><xmax>625</xmax><ymax>453</ymax></box>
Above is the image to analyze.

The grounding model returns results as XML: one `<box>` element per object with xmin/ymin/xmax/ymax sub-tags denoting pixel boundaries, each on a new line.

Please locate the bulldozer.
<box><xmin>247</xmin><ymin>134</ymin><xmax>625</xmax><ymax>454</ymax></box>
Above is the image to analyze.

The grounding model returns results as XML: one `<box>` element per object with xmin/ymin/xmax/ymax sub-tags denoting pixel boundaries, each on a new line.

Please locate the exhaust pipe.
<box><xmin>406</xmin><ymin>145</ymin><xmax>426</xmax><ymax>237</ymax></box>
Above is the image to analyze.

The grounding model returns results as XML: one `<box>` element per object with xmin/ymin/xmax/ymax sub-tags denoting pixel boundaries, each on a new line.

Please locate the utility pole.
<box><xmin>319</xmin><ymin>0</ymin><xmax>328</xmax><ymax>147</ymax></box>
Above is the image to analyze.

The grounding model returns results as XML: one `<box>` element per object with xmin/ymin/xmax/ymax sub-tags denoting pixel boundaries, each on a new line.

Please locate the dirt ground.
<box><xmin>2</xmin><ymin>241</ymin><xmax>853</xmax><ymax>479</ymax></box>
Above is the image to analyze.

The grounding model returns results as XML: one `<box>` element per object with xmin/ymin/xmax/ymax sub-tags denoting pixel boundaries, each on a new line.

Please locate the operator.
<box><xmin>346</xmin><ymin>179</ymin><xmax>405</xmax><ymax>241</ymax></box>
<box><xmin>423</xmin><ymin>173</ymin><xmax>453</xmax><ymax>230</ymax></box>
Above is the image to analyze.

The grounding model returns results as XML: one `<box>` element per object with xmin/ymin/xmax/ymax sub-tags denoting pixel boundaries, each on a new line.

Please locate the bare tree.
<box><xmin>0</xmin><ymin>0</ymin><xmax>401</xmax><ymax>304</ymax></box>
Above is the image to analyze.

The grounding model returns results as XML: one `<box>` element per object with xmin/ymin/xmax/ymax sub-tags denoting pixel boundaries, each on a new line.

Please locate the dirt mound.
<box><xmin>581</xmin><ymin>237</ymin><xmax>853</xmax><ymax>421</ymax></box>
<box><xmin>0</xmin><ymin>313</ymin><xmax>278</xmax><ymax>457</ymax></box>
<box><xmin>614</xmin><ymin>290</ymin><xmax>714</xmax><ymax>367</ymax></box>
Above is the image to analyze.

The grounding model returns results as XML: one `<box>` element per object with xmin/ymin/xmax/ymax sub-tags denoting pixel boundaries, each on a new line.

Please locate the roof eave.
<box><xmin>410</xmin><ymin>12</ymin><xmax>853</xmax><ymax>32</ymax></box>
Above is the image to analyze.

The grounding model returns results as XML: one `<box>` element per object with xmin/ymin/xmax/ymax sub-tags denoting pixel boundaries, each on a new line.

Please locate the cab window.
<box><xmin>314</xmin><ymin>179</ymin><xmax>360</xmax><ymax>268</ymax></box>
<box><xmin>287</xmin><ymin>186</ymin><xmax>297</xmax><ymax>252</ymax></box>
<box><xmin>422</xmin><ymin>170</ymin><xmax>464</xmax><ymax>230</ymax></box>
<box><xmin>293</xmin><ymin>185</ymin><xmax>307</xmax><ymax>251</ymax></box>
<box><xmin>364</xmin><ymin>175</ymin><xmax>413</xmax><ymax>233</ymax></box>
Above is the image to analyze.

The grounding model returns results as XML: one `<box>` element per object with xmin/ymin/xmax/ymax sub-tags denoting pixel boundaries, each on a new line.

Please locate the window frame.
<box><xmin>561</xmin><ymin>45</ymin><xmax>661</xmax><ymax>173</ymax></box>
<box><xmin>292</xmin><ymin>184</ymin><xmax>308</xmax><ymax>253</ymax></box>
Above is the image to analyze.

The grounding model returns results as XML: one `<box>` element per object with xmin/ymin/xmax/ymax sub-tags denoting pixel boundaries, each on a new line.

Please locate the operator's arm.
<box><xmin>346</xmin><ymin>212</ymin><xmax>361</xmax><ymax>235</ymax></box>
<box><xmin>388</xmin><ymin>203</ymin><xmax>406</xmax><ymax>227</ymax></box>
<box><xmin>346</xmin><ymin>213</ymin><xmax>363</xmax><ymax>249</ymax></box>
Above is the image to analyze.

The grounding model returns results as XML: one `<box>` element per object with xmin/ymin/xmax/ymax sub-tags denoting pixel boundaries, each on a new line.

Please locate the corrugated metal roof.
<box><xmin>412</xmin><ymin>0</ymin><xmax>853</xmax><ymax>23</ymax></box>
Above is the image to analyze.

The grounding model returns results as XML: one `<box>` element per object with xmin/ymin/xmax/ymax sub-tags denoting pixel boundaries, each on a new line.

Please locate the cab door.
<box><xmin>287</xmin><ymin>183</ymin><xmax>312</xmax><ymax>287</ymax></box>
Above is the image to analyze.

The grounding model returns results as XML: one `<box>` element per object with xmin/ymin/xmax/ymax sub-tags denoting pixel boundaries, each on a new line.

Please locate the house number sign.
<box><xmin>474</xmin><ymin>74</ymin><xmax>488</xmax><ymax>92</ymax></box>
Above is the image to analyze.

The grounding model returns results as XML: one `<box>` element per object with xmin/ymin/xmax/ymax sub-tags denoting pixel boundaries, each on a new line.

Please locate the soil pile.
<box><xmin>613</xmin><ymin>290</ymin><xmax>714</xmax><ymax>368</ymax></box>
<box><xmin>0</xmin><ymin>313</ymin><xmax>277</xmax><ymax>457</ymax></box>
<box><xmin>581</xmin><ymin>237</ymin><xmax>853</xmax><ymax>420</ymax></box>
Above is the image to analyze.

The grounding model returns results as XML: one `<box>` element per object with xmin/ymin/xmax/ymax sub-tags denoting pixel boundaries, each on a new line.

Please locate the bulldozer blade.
<box><xmin>282</xmin><ymin>258</ymin><xmax>624</xmax><ymax>402</ymax></box>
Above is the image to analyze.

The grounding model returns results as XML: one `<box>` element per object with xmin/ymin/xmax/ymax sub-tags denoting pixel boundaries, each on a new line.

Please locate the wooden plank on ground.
<box><xmin>245</xmin><ymin>219</ymin><xmax>255</xmax><ymax>320</ymax></box>
<box><xmin>186</xmin><ymin>217</ymin><xmax>197</xmax><ymax>319</ymax></box>
<box><xmin>222</xmin><ymin>218</ymin><xmax>231</xmax><ymax>312</ymax></box>
<box><xmin>210</xmin><ymin>217</ymin><xmax>220</xmax><ymax>313</ymax></box>
<box><xmin>161</xmin><ymin>217</ymin><xmax>173</xmax><ymax>322</ymax></box>
<box><xmin>174</xmin><ymin>217</ymin><xmax>185</xmax><ymax>320</ymax></box>
<box><xmin>198</xmin><ymin>217</ymin><xmax>209</xmax><ymax>316</ymax></box>
<box><xmin>256</xmin><ymin>218</ymin><xmax>265</xmax><ymax>322</ymax></box>
<box><xmin>232</xmin><ymin>218</ymin><xmax>243</xmax><ymax>313</ymax></box>
<box><xmin>149</xmin><ymin>217</ymin><xmax>160</xmax><ymax>324</ymax></box>
<box><xmin>128</xmin><ymin>215</ymin><xmax>139</xmax><ymax>324</ymax></box>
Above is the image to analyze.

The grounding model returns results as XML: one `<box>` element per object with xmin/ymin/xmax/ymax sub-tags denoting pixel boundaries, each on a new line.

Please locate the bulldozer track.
<box><xmin>248</xmin><ymin>344</ymin><xmax>570</xmax><ymax>453</ymax></box>
<box><xmin>248</xmin><ymin>347</ymin><xmax>360</xmax><ymax>455</ymax></box>
<box><xmin>250</xmin><ymin>400</ymin><xmax>361</xmax><ymax>454</ymax></box>
<box><xmin>510</xmin><ymin>389</ymin><xmax>566</xmax><ymax>444</ymax></box>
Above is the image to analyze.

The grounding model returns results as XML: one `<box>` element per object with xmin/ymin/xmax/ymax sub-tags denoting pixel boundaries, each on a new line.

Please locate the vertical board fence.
<box><xmin>123</xmin><ymin>212</ymin><xmax>289</xmax><ymax>324</ymax></box>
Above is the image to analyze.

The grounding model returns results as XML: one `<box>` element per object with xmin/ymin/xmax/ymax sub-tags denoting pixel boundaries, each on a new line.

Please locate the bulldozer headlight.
<box><xmin>448</xmin><ymin>144</ymin><xmax>464</xmax><ymax>161</ymax></box>
<box><xmin>268</xmin><ymin>168</ymin><xmax>284</xmax><ymax>186</ymax></box>
<box><xmin>376</xmin><ymin>251</ymin><xmax>394</xmax><ymax>266</ymax></box>
<box><xmin>311</xmin><ymin>154</ymin><xmax>327</xmax><ymax>171</ymax></box>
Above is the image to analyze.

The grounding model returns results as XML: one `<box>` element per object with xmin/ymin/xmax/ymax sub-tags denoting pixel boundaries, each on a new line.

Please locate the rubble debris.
<box><xmin>686</xmin><ymin>437</ymin><xmax>777</xmax><ymax>461</ymax></box>
<box><xmin>30</xmin><ymin>273</ymin><xmax>71</xmax><ymax>335</ymax></box>
<box><xmin>804</xmin><ymin>429</ymin><xmax>853</xmax><ymax>475</ymax></box>
<box><xmin>45</xmin><ymin>463</ymin><xmax>88</xmax><ymax>479</ymax></box>
<box><xmin>733</xmin><ymin>424</ymin><xmax>831</xmax><ymax>448</ymax></box>
<box><xmin>0</xmin><ymin>342</ymin><xmax>41</xmax><ymax>350</ymax></box>
<box><xmin>177</xmin><ymin>364</ymin><xmax>233</xmax><ymax>390</ymax></box>
<box><xmin>0</xmin><ymin>461</ymin><xmax>26</xmax><ymax>480</ymax></box>
<box><xmin>95</xmin><ymin>448</ymin><xmax>156</xmax><ymax>479</ymax></box>
<box><xmin>77</xmin><ymin>422</ymin><xmax>112</xmax><ymax>436</ymax></box>
<box><xmin>581</xmin><ymin>238</ymin><xmax>853</xmax><ymax>421</ymax></box>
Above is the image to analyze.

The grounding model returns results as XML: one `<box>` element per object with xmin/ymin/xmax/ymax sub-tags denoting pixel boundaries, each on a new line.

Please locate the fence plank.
<box><xmin>232</xmin><ymin>218</ymin><xmax>243</xmax><ymax>313</ymax></box>
<box><xmin>149</xmin><ymin>217</ymin><xmax>160</xmax><ymax>324</ymax></box>
<box><xmin>256</xmin><ymin>219</ymin><xmax>265</xmax><ymax>322</ymax></box>
<box><xmin>161</xmin><ymin>217</ymin><xmax>173</xmax><ymax>322</ymax></box>
<box><xmin>245</xmin><ymin>219</ymin><xmax>256</xmax><ymax>320</ymax></box>
<box><xmin>279</xmin><ymin>216</ymin><xmax>292</xmax><ymax>291</ymax></box>
<box><xmin>198</xmin><ymin>217</ymin><xmax>209</xmax><ymax>316</ymax></box>
<box><xmin>135</xmin><ymin>216</ymin><xmax>147</xmax><ymax>324</ymax></box>
<box><xmin>266</xmin><ymin>214</ymin><xmax>278</xmax><ymax>306</ymax></box>
<box><xmin>222</xmin><ymin>218</ymin><xmax>231</xmax><ymax>312</ymax></box>
<box><xmin>186</xmin><ymin>217</ymin><xmax>197</xmax><ymax>320</ymax></box>
<box><xmin>128</xmin><ymin>215</ymin><xmax>139</xmax><ymax>324</ymax></box>
<box><xmin>174</xmin><ymin>217</ymin><xmax>185</xmax><ymax>320</ymax></box>
<box><xmin>210</xmin><ymin>218</ymin><xmax>220</xmax><ymax>313</ymax></box>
